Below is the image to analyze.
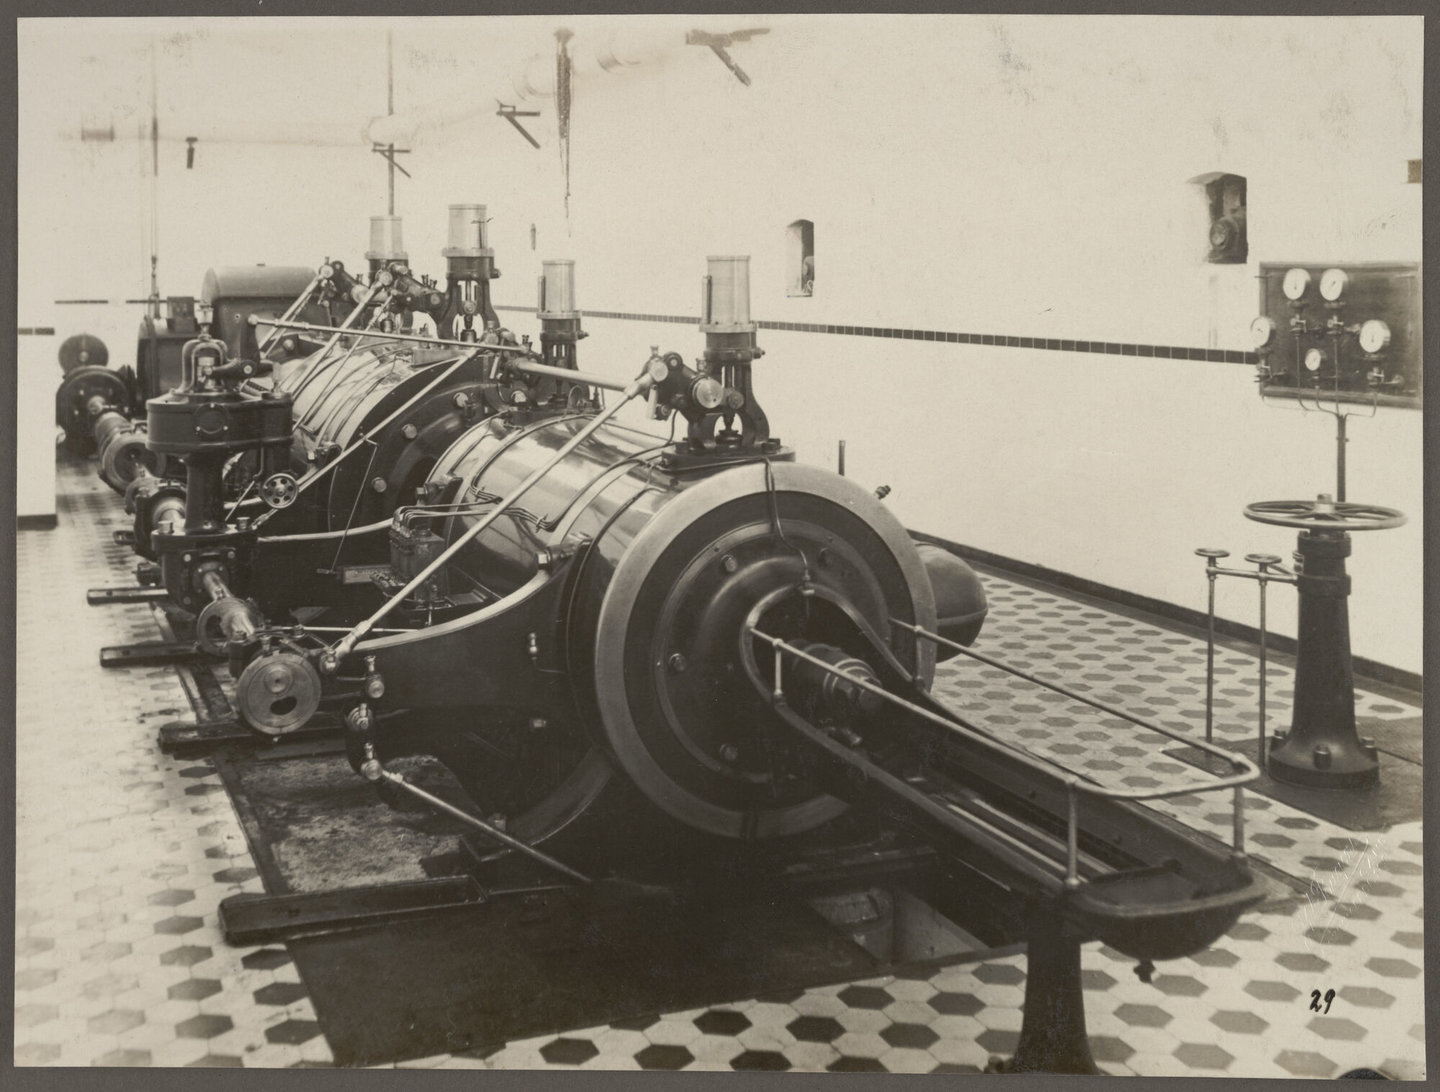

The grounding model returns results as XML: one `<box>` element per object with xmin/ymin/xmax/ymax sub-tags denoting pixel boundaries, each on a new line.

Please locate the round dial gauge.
<box><xmin>1358</xmin><ymin>319</ymin><xmax>1391</xmax><ymax>354</ymax></box>
<box><xmin>1319</xmin><ymin>268</ymin><xmax>1349</xmax><ymax>302</ymax></box>
<box><xmin>1249</xmin><ymin>316</ymin><xmax>1277</xmax><ymax>349</ymax></box>
<box><xmin>319</xmin><ymin>263</ymin><xmax>335</xmax><ymax>280</ymax></box>
<box><xmin>1304</xmin><ymin>348</ymin><xmax>1326</xmax><ymax>373</ymax></box>
<box><xmin>1282</xmin><ymin>268</ymin><xmax>1312</xmax><ymax>301</ymax></box>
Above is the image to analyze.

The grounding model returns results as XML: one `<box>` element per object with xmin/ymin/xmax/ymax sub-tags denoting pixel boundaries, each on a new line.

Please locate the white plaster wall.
<box><xmin>17</xmin><ymin>15</ymin><xmax>1423</xmax><ymax>672</ymax></box>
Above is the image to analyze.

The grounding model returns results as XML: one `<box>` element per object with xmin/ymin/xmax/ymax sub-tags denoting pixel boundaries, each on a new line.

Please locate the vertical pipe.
<box><xmin>1232</xmin><ymin>785</ymin><xmax>1246</xmax><ymax>858</ymax></box>
<box><xmin>386</xmin><ymin>30</ymin><xmax>396</xmax><ymax>216</ymax></box>
<box><xmin>838</xmin><ymin>439</ymin><xmax>846</xmax><ymax>477</ymax></box>
<box><xmin>1257</xmin><ymin>577</ymin><xmax>1268</xmax><ymax>763</ymax></box>
<box><xmin>1336</xmin><ymin>412</ymin><xmax>1347</xmax><ymax>503</ymax></box>
<box><xmin>1204</xmin><ymin>569</ymin><xmax>1218</xmax><ymax>747</ymax></box>
<box><xmin>773</xmin><ymin>644</ymin><xmax>784</xmax><ymax>702</ymax></box>
<box><xmin>1064</xmin><ymin>779</ymin><xmax>1079</xmax><ymax>888</ymax></box>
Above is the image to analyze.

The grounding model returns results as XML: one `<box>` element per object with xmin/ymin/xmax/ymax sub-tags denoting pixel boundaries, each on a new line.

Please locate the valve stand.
<box><xmin>1211</xmin><ymin>264</ymin><xmax>1414</xmax><ymax>790</ymax></box>
<box><xmin>656</xmin><ymin>255</ymin><xmax>787</xmax><ymax>470</ymax></box>
<box><xmin>1244</xmin><ymin>496</ymin><xmax>1405</xmax><ymax>789</ymax></box>
<box><xmin>1197</xmin><ymin>495</ymin><xmax>1405</xmax><ymax>790</ymax></box>
<box><xmin>436</xmin><ymin>203</ymin><xmax>500</xmax><ymax>342</ymax></box>
<box><xmin>536</xmin><ymin>259</ymin><xmax>586</xmax><ymax>371</ymax></box>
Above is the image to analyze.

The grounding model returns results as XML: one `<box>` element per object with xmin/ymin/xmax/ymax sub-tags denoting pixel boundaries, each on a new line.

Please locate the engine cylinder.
<box><xmin>271</xmin><ymin>341</ymin><xmax>481</xmax><ymax>530</ymax></box>
<box><xmin>430</xmin><ymin>415</ymin><xmax>940</xmax><ymax>840</ymax></box>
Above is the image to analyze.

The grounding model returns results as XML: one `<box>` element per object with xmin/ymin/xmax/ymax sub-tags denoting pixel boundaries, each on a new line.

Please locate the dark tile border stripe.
<box><xmin>17</xmin><ymin>327</ymin><xmax>55</xmax><ymax>336</ymax></box>
<box><xmin>495</xmin><ymin>305</ymin><xmax>1256</xmax><ymax>365</ymax></box>
<box><xmin>17</xmin><ymin>514</ymin><xmax>57</xmax><ymax>530</ymax></box>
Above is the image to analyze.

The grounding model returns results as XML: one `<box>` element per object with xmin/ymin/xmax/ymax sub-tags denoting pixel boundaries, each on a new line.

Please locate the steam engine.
<box><xmin>97</xmin><ymin>239</ymin><xmax>1266</xmax><ymax>1074</ymax></box>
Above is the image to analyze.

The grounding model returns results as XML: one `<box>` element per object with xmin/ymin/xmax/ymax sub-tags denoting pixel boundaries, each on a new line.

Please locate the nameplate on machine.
<box><xmin>337</xmin><ymin>564</ymin><xmax>391</xmax><ymax>585</ymax></box>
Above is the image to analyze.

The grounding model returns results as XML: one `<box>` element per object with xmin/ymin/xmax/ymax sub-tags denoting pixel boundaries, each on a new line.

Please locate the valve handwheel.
<box><xmin>1239</xmin><ymin>492</ymin><xmax>1403</xmax><ymax>790</ymax></box>
<box><xmin>1244</xmin><ymin>494</ymin><xmax>1405</xmax><ymax>532</ymax></box>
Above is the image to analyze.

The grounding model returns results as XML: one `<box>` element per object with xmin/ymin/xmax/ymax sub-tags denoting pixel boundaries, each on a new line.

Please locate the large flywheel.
<box><xmin>589</xmin><ymin>462</ymin><xmax>937</xmax><ymax>839</ymax></box>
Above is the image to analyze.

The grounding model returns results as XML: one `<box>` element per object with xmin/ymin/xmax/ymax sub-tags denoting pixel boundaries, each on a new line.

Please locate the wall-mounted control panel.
<box><xmin>1251</xmin><ymin>262</ymin><xmax>1420</xmax><ymax>409</ymax></box>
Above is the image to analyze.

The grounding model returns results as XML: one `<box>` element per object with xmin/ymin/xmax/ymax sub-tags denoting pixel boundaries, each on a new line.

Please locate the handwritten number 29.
<box><xmin>1310</xmin><ymin>989</ymin><xmax>1335</xmax><ymax>1014</ymax></box>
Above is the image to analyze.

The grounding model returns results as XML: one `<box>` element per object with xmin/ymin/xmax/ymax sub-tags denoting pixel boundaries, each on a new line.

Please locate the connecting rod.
<box><xmin>253</xmin><ymin>273</ymin><xmax>322</xmax><ymax>357</ymax></box>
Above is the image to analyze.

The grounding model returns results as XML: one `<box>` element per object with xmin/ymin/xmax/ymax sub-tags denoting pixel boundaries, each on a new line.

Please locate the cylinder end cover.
<box><xmin>236</xmin><ymin>650</ymin><xmax>321</xmax><ymax>735</ymax></box>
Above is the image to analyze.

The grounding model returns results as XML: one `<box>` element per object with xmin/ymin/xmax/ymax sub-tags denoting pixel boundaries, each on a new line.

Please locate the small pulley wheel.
<box><xmin>58</xmin><ymin>333</ymin><xmax>109</xmax><ymax>374</ymax></box>
<box><xmin>195</xmin><ymin>597</ymin><xmax>261</xmax><ymax>658</ymax></box>
<box><xmin>235</xmin><ymin>650</ymin><xmax>322</xmax><ymax>735</ymax></box>
<box><xmin>260</xmin><ymin>472</ymin><xmax>300</xmax><ymax>509</ymax></box>
<box><xmin>1244</xmin><ymin>496</ymin><xmax>1406</xmax><ymax>532</ymax></box>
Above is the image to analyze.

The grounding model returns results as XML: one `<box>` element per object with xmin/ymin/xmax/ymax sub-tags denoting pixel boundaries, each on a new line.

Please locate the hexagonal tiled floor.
<box><xmin>15</xmin><ymin>457</ymin><xmax>1424</xmax><ymax>1076</ymax></box>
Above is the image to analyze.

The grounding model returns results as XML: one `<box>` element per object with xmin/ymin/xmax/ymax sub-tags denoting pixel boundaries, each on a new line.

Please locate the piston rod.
<box><xmin>360</xmin><ymin>747</ymin><xmax>591</xmax><ymax>884</ymax></box>
<box><xmin>256</xmin><ymin>316</ymin><xmax>628</xmax><ymax>392</ymax></box>
<box><xmin>257</xmin><ymin>316</ymin><xmax>532</xmax><ymax>355</ymax></box>
<box><xmin>254</xmin><ymin>273</ymin><xmax>322</xmax><ymax>356</ymax></box>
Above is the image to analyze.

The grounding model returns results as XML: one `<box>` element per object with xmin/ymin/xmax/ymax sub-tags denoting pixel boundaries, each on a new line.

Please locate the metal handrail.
<box><xmin>894</xmin><ymin>618</ymin><xmax>1270</xmax><ymax>766</ymax></box>
<box><xmin>751</xmin><ymin>627</ymin><xmax>1258</xmax><ymax>884</ymax></box>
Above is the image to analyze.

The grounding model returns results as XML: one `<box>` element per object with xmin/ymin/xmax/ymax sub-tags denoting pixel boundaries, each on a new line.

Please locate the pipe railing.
<box><xmin>752</xmin><ymin>625</ymin><xmax>1259</xmax><ymax>886</ymax></box>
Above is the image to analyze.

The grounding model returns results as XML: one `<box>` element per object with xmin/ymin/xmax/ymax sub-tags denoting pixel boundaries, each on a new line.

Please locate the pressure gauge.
<box><xmin>1282</xmin><ymin>268</ymin><xmax>1311</xmax><ymax>301</ymax></box>
<box><xmin>1358</xmin><ymin>319</ymin><xmax>1391</xmax><ymax>354</ymax></box>
<box><xmin>1319</xmin><ymin>268</ymin><xmax>1349</xmax><ymax>302</ymax></box>
<box><xmin>1249</xmin><ymin>316</ymin><xmax>1277</xmax><ymax>349</ymax></box>
<box><xmin>319</xmin><ymin>263</ymin><xmax>335</xmax><ymax>280</ymax></box>
<box><xmin>1304</xmin><ymin>347</ymin><xmax>1326</xmax><ymax>373</ymax></box>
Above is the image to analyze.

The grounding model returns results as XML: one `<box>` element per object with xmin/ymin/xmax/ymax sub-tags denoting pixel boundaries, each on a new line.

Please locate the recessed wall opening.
<box><xmin>1189</xmin><ymin>172</ymin><xmax>1247</xmax><ymax>264</ymax></box>
<box><xmin>787</xmin><ymin>219</ymin><xmax>814</xmax><ymax>297</ymax></box>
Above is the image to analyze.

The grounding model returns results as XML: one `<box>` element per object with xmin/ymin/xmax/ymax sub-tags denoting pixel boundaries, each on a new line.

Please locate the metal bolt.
<box><xmin>529</xmin><ymin>717</ymin><xmax>548</xmax><ymax>731</ymax></box>
<box><xmin>668</xmin><ymin>652</ymin><xmax>688</xmax><ymax>673</ymax></box>
<box><xmin>402</xmin><ymin>423</ymin><xmax>418</xmax><ymax>440</ymax></box>
<box><xmin>721</xmin><ymin>554</ymin><xmax>738</xmax><ymax>574</ymax></box>
<box><xmin>719</xmin><ymin>744</ymin><xmax>739</xmax><ymax>763</ymax></box>
<box><xmin>371</xmin><ymin>477</ymin><xmax>387</xmax><ymax>493</ymax></box>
